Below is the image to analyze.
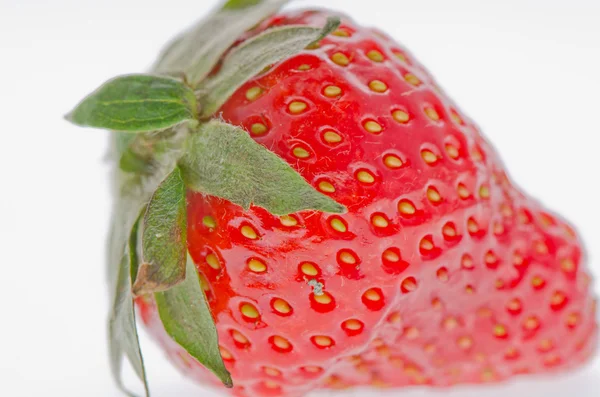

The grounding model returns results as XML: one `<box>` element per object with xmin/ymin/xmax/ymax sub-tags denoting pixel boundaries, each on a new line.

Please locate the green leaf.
<box><xmin>179</xmin><ymin>120</ymin><xmax>346</xmax><ymax>215</ymax></box>
<box><xmin>155</xmin><ymin>257</ymin><xmax>232</xmax><ymax>388</ymax></box>
<box><xmin>109</xmin><ymin>219</ymin><xmax>149</xmax><ymax>397</ymax></box>
<box><xmin>132</xmin><ymin>166</ymin><xmax>188</xmax><ymax>296</ymax></box>
<box><xmin>107</xmin><ymin>128</ymin><xmax>186</xmax><ymax>396</ymax></box>
<box><xmin>66</xmin><ymin>74</ymin><xmax>198</xmax><ymax>133</ymax></box>
<box><xmin>198</xmin><ymin>17</ymin><xmax>340</xmax><ymax>117</ymax></box>
<box><xmin>222</xmin><ymin>0</ymin><xmax>262</xmax><ymax>9</ymax></box>
<box><xmin>152</xmin><ymin>0</ymin><xmax>289</xmax><ymax>85</ymax></box>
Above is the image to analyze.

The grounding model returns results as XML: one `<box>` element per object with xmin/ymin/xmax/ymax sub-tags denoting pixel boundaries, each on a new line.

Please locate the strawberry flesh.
<box><xmin>137</xmin><ymin>9</ymin><xmax>597</xmax><ymax>396</ymax></box>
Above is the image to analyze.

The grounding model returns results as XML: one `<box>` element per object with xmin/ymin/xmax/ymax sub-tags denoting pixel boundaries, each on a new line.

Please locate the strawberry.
<box><xmin>134</xmin><ymin>8</ymin><xmax>597</xmax><ymax>397</ymax></box>
<box><xmin>67</xmin><ymin>2</ymin><xmax>597</xmax><ymax>396</ymax></box>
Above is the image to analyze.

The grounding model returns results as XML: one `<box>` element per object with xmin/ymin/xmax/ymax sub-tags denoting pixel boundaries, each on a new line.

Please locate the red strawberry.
<box><xmin>135</xmin><ymin>8</ymin><xmax>597</xmax><ymax>397</ymax></box>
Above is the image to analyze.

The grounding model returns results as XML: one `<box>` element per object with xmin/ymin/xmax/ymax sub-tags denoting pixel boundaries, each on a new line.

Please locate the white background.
<box><xmin>1</xmin><ymin>0</ymin><xmax>599</xmax><ymax>396</ymax></box>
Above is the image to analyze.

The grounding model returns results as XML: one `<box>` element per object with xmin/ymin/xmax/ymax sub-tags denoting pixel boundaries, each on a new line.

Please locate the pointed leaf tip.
<box><xmin>156</xmin><ymin>257</ymin><xmax>232</xmax><ymax>387</ymax></box>
<box><xmin>153</xmin><ymin>0</ymin><xmax>289</xmax><ymax>85</ymax></box>
<box><xmin>179</xmin><ymin>121</ymin><xmax>347</xmax><ymax>216</ymax></box>
<box><xmin>198</xmin><ymin>18</ymin><xmax>343</xmax><ymax>118</ymax></box>
<box><xmin>67</xmin><ymin>74</ymin><xmax>198</xmax><ymax>133</ymax></box>
<box><xmin>313</xmin><ymin>17</ymin><xmax>341</xmax><ymax>44</ymax></box>
<box><xmin>133</xmin><ymin>166</ymin><xmax>188</xmax><ymax>296</ymax></box>
<box><xmin>222</xmin><ymin>0</ymin><xmax>262</xmax><ymax>9</ymax></box>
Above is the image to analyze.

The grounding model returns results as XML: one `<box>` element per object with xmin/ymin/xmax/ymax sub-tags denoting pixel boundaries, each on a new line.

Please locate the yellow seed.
<box><xmin>442</xmin><ymin>223</ymin><xmax>456</xmax><ymax>237</ymax></box>
<box><xmin>248</xmin><ymin>258</ymin><xmax>267</xmax><ymax>273</ymax></box>
<box><xmin>324</xmin><ymin>85</ymin><xmax>342</xmax><ymax>97</ymax></box>
<box><xmin>298</xmin><ymin>64</ymin><xmax>311</xmax><ymax>71</ymax></box>
<box><xmin>323</xmin><ymin>130</ymin><xmax>342</xmax><ymax>143</ymax></box>
<box><xmin>445</xmin><ymin>144</ymin><xmax>459</xmax><ymax>159</ymax></box>
<box><xmin>524</xmin><ymin>316</ymin><xmax>539</xmax><ymax>330</ymax></box>
<box><xmin>198</xmin><ymin>273</ymin><xmax>210</xmax><ymax>292</ymax></box>
<box><xmin>318</xmin><ymin>180</ymin><xmax>335</xmax><ymax>193</ymax></box>
<box><xmin>507</xmin><ymin>298</ymin><xmax>522</xmax><ymax>312</ymax></box>
<box><xmin>383</xmin><ymin>249</ymin><xmax>400</xmax><ymax>262</ymax></box>
<box><xmin>443</xmin><ymin>317</ymin><xmax>459</xmax><ymax>330</ymax></box>
<box><xmin>272</xmin><ymin>336</ymin><xmax>291</xmax><ymax>350</ymax></box>
<box><xmin>398</xmin><ymin>201</ymin><xmax>416</xmax><ymax>215</ymax></box>
<box><xmin>472</xmin><ymin>147</ymin><xmax>483</xmax><ymax>161</ymax></box>
<box><xmin>241</xmin><ymin>225</ymin><xmax>258</xmax><ymax>239</ymax></box>
<box><xmin>539</xmin><ymin>339</ymin><xmax>554</xmax><ymax>352</ymax></box>
<box><xmin>372</xmin><ymin>214</ymin><xmax>389</xmax><ymax>228</ymax></box>
<box><xmin>330</xmin><ymin>218</ymin><xmax>347</xmax><ymax>233</ymax></box>
<box><xmin>388</xmin><ymin>312</ymin><xmax>402</xmax><ymax>324</ymax></box>
<box><xmin>245</xmin><ymin>86</ymin><xmax>263</xmax><ymax>101</ymax></box>
<box><xmin>292</xmin><ymin>146</ymin><xmax>310</xmax><ymax>159</ymax></box>
<box><xmin>301</xmin><ymin>262</ymin><xmax>319</xmax><ymax>276</ymax></box>
<box><xmin>331</xmin><ymin>52</ymin><xmax>350</xmax><ymax>66</ymax></box>
<box><xmin>202</xmin><ymin>215</ymin><xmax>216</xmax><ymax>228</ymax></box>
<box><xmin>425</xmin><ymin>107</ymin><xmax>440</xmax><ymax>121</ymax></box>
<box><xmin>231</xmin><ymin>330</ymin><xmax>249</xmax><ymax>344</ymax></box>
<box><xmin>532</xmin><ymin>276</ymin><xmax>545</xmax><ymax>288</ymax></box>
<box><xmin>251</xmin><ymin>123</ymin><xmax>268</xmax><ymax>135</ymax></box>
<box><xmin>465</xmin><ymin>285</ymin><xmax>475</xmax><ymax>294</ymax></box>
<box><xmin>420</xmin><ymin>238</ymin><xmax>434</xmax><ymax>251</ymax></box>
<box><xmin>494</xmin><ymin>324</ymin><xmax>507</xmax><ymax>338</ymax></box>
<box><xmin>240</xmin><ymin>303</ymin><xmax>259</xmax><ymax>319</ymax></box>
<box><xmin>457</xmin><ymin>336</ymin><xmax>473</xmax><ymax>350</ymax></box>
<box><xmin>364</xmin><ymin>120</ymin><xmax>383</xmax><ymax>134</ymax></box>
<box><xmin>219</xmin><ymin>346</ymin><xmax>233</xmax><ymax>360</ymax></box>
<box><xmin>485</xmin><ymin>252</ymin><xmax>497</xmax><ymax>265</ymax></box>
<box><xmin>457</xmin><ymin>183</ymin><xmax>470</xmax><ymax>199</ymax></box>
<box><xmin>451</xmin><ymin>111</ymin><xmax>463</xmax><ymax>125</ymax></box>
<box><xmin>462</xmin><ymin>255</ymin><xmax>474</xmax><ymax>269</ymax></box>
<box><xmin>494</xmin><ymin>222</ymin><xmax>505</xmax><ymax>235</ymax></box>
<box><xmin>404</xmin><ymin>326</ymin><xmax>419</xmax><ymax>339</ymax></box>
<box><xmin>566</xmin><ymin>313</ymin><xmax>579</xmax><ymax>327</ymax></box>
<box><xmin>427</xmin><ymin>187</ymin><xmax>442</xmax><ymax>203</ymax></box>
<box><xmin>394</xmin><ymin>52</ymin><xmax>407</xmax><ymax>62</ymax></box>
<box><xmin>392</xmin><ymin>109</ymin><xmax>410</xmax><ymax>124</ymax></box>
<box><xmin>404</xmin><ymin>73</ymin><xmax>421</xmax><ymax>86</ymax></box>
<box><xmin>467</xmin><ymin>217</ymin><xmax>480</xmax><ymax>232</ymax></box>
<box><xmin>363</xmin><ymin>288</ymin><xmax>381</xmax><ymax>301</ymax></box>
<box><xmin>280</xmin><ymin>215</ymin><xmax>297</xmax><ymax>227</ymax></box>
<box><xmin>206</xmin><ymin>253</ymin><xmax>220</xmax><ymax>270</ymax></box>
<box><xmin>332</xmin><ymin>29</ymin><xmax>350</xmax><ymax>37</ymax></box>
<box><xmin>313</xmin><ymin>335</ymin><xmax>333</xmax><ymax>347</ymax></box>
<box><xmin>534</xmin><ymin>241</ymin><xmax>548</xmax><ymax>255</ymax></box>
<box><xmin>561</xmin><ymin>258</ymin><xmax>575</xmax><ymax>273</ymax></box>
<box><xmin>343</xmin><ymin>319</ymin><xmax>362</xmax><ymax>330</ymax></box>
<box><xmin>289</xmin><ymin>101</ymin><xmax>308</xmax><ymax>114</ymax></box>
<box><xmin>339</xmin><ymin>250</ymin><xmax>356</xmax><ymax>264</ymax></box>
<box><xmin>356</xmin><ymin>170</ymin><xmax>375</xmax><ymax>184</ymax></box>
<box><xmin>479</xmin><ymin>185</ymin><xmax>490</xmax><ymax>199</ymax></box>
<box><xmin>421</xmin><ymin>150</ymin><xmax>438</xmax><ymax>164</ymax></box>
<box><xmin>313</xmin><ymin>292</ymin><xmax>332</xmax><ymax>304</ymax></box>
<box><xmin>367</xmin><ymin>50</ymin><xmax>384</xmax><ymax>62</ymax></box>
<box><xmin>369</xmin><ymin>80</ymin><xmax>388</xmax><ymax>92</ymax></box>
<box><xmin>263</xmin><ymin>367</ymin><xmax>281</xmax><ymax>377</ymax></box>
<box><xmin>384</xmin><ymin>154</ymin><xmax>403</xmax><ymax>168</ymax></box>
<box><xmin>273</xmin><ymin>299</ymin><xmax>292</xmax><ymax>314</ymax></box>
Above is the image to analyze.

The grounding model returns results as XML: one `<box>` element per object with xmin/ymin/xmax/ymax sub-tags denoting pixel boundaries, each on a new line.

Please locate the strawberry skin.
<box><xmin>137</xmin><ymin>9</ymin><xmax>597</xmax><ymax>396</ymax></box>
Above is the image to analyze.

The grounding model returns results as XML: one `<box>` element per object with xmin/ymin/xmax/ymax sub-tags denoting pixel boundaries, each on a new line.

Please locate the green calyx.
<box><xmin>65</xmin><ymin>2</ymin><xmax>342</xmax><ymax>396</ymax></box>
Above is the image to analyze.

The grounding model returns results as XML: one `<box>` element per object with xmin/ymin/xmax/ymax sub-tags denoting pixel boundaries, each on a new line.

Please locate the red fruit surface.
<box><xmin>137</xmin><ymin>9</ymin><xmax>597</xmax><ymax>397</ymax></box>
